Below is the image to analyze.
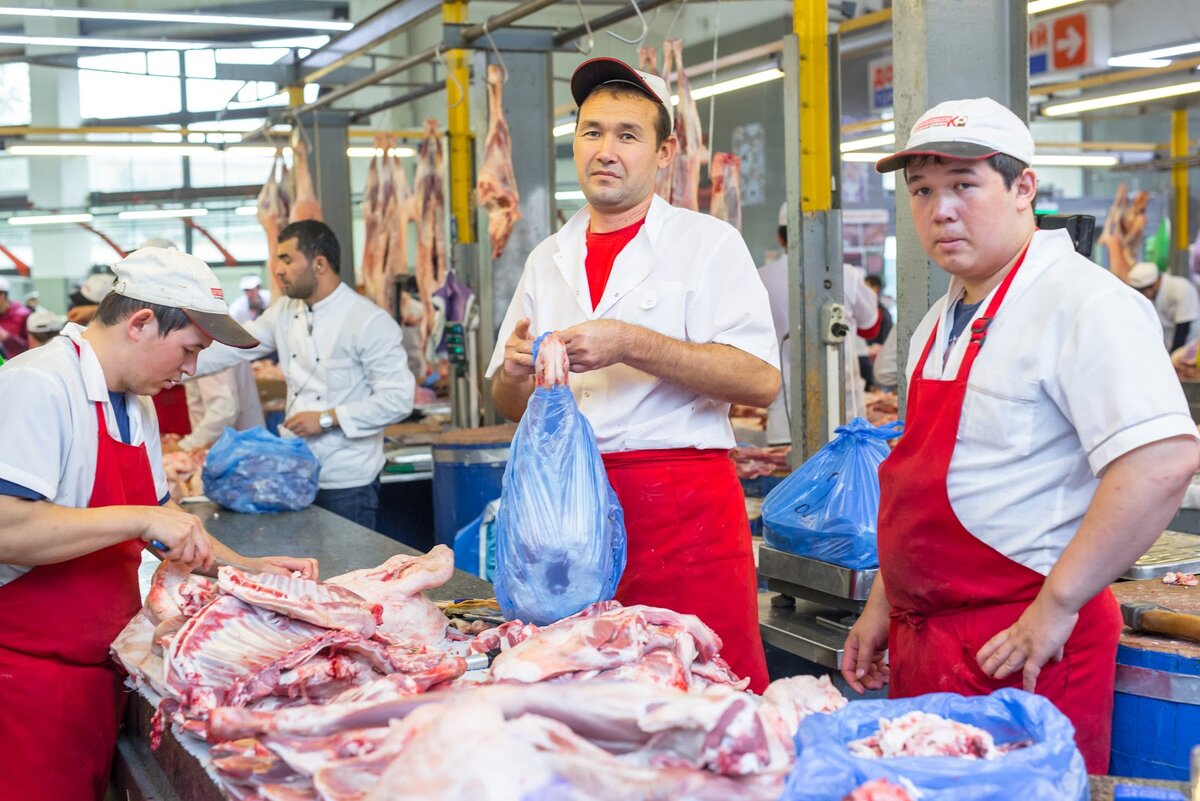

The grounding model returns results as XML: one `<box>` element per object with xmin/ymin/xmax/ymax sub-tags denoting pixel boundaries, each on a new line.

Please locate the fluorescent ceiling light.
<box><xmin>1032</xmin><ymin>154</ymin><xmax>1118</xmax><ymax>166</ymax></box>
<box><xmin>840</xmin><ymin>152</ymin><xmax>889</xmax><ymax>163</ymax></box>
<box><xmin>346</xmin><ymin>146</ymin><xmax>417</xmax><ymax>158</ymax></box>
<box><xmin>1108</xmin><ymin>42</ymin><xmax>1200</xmax><ymax>69</ymax></box>
<box><xmin>235</xmin><ymin>206</ymin><xmax>259</xmax><ymax>216</ymax></box>
<box><xmin>842</xmin><ymin>133</ymin><xmax>896</xmax><ymax>153</ymax></box>
<box><xmin>118</xmin><ymin>208</ymin><xmax>208</xmax><ymax>220</ymax></box>
<box><xmin>0</xmin><ymin>8</ymin><xmax>352</xmax><ymax>32</ymax></box>
<box><xmin>1043</xmin><ymin>81</ymin><xmax>1200</xmax><ymax>116</ymax></box>
<box><xmin>555</xmin><ymin>190</ymin><xmax>586</xmax><ymax>201</ymax></box>
<box><xmin>0</xmin><ymin>34</ymin><xmax>209</xmax><ymax>50</ymax></box>
<box><xmin>553</xmin><ymin>122</ymin><xmax>576</xmax><ymax>139</ymax></box>
<box><xmin>10</xmin><ymin>144</ymin><xmax>216</xmax><ymax>156</ymax></box>
<box><xmin>251</xmin><ymin>35</ymin><xmax>330</xmax><ymax>49</ymax></box>
<box><xmin>1027</xmin><ymin>0</ymin><xmax>1087</xmax><ymax>13</ymax></box>
<box><xmin>8</xmin><ymin>213</ymin><xmax>94</xmax><ymax>226</ymax></box>
<box><xmin>686</xmin><ymin>68</ymin><xmax>784</xmax><ymax>103</ymax></box>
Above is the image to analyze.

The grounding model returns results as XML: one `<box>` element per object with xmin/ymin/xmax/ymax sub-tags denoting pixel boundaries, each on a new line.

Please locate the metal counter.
<box><xmin>113</xmin><ymin>502</ymin><xmax>491</xmax><ymax>801</ymax></box>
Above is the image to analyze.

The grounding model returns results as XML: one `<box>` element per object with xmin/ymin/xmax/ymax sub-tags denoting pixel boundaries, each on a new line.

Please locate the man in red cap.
<box><xmin>0</xmin><ymin>246</ymin><xmax>318</xmax><ymax>800</ymax></box>
<box><xmin>842</xmin><ymin>97</ymin><xmax>1199</xmax><ymax>771</ymax></box>
<box><xmin>487</xmin><ymin>57</ymin><xmax>780</xmax><ymax>692</ymax></box>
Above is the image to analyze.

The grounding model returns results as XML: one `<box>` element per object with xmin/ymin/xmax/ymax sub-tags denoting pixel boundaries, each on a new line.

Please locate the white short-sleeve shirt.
<box><xmin>905</xmin><ymin>228</ymin><xmax>1199</xmax><ymax>575</ymax></box>
<box><xmin>0</xmin><ymin>324</ymin><xmax>168</xmax><ymax>586</ymax></box>
<box><xmin>486</xmin><ymin>195</ymin><xmax>780</xmax><ymax>452</ymax></box>
<box><xmin>1154</xmin><ymin>274</ymin><xmax>1200</xmax><ymax>348</ymax></box>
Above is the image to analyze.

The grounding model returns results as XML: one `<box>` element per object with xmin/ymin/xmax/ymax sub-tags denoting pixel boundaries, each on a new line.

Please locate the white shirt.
<box><xmin>486</xmin><ymin>196</ymin><xmax>779</xmax><ymax>452</ymax></box>
<box><xmin>759</xmin><ymin>259</ymin><xmax>880</xmax><ymax>444</ymax></box>
<box><xmin>905</xmin><ymin>228</ymin><xmax>1198</xmax><ymax>575</ymax></box>
<box><xmin>0</xmin><ymin>324</ymin><xmax>168</xmax><ymax>586</ymax></box>
<box><xmin>196</xmin><ymin>283</ymin><xmax>414</xmax><ymax>490</ymax></box>
<box><xmin>229</xmin><ymin>289</ymin><xmax>272</xmax><ymax>324</ymax></box>
<box><xmin>1153</xmin><ymin>274</ymin><xmax>1200</xmax><ymax>348</ymax></box>
<box><xmin>180</xmin><ymin>362</ymin><xmax>265</xmax><ymax>451</ymax></box>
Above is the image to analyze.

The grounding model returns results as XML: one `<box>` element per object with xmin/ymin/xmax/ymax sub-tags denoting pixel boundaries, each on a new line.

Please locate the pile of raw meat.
<box><xmin>848</xmin><ymin>711</ymin><xmax>1015</xmax><ymax>760</ymax></box>
<box><xmin>111</xmin><ymin>551</ymin><xmax>850</xmax><ymax>800</ymax></box>
<box><xmin>1163</xmin><ymin>571</ymin><xmax>1199</xmax><ymax>586</ymax></box>
<box><xmin>162</xmin><ymin>446</ymin><xmax>207</xmax><ymax>501</ymax></box>
<box><xmin>864</xmin><ymin>391</ymin><xmax>900</xmax><ymax>427</ymax></box>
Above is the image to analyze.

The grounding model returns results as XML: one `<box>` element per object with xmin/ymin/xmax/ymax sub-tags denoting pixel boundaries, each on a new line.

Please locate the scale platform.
<box><xmin>1122</xmin><ymin>530</ymin><xmax>1200</xmax><ymax>580</ymax></box>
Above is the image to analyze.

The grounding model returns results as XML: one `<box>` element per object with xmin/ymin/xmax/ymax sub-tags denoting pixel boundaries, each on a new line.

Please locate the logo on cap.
<box><xmin>211</xmin><ymin>287</ymin><xmax>224</xmax><ymax>299</ymax></box>
<box><xmin>914</xmin><ymin>114</ymin><xmax>969</xmax><ymax>132</ymax></box>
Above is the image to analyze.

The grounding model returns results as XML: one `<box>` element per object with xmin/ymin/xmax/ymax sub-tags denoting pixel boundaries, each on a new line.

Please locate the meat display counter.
<box><xmin>112</xmin><ymin>501</ymin><xmax>491</xmax><ymax>801</ymax></box>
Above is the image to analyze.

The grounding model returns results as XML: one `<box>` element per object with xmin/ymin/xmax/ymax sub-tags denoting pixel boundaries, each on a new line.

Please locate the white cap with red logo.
<box><xmin>570</xmin><ymin>57</ymin><xmax>675</xmax><ymax>130</ymax></box>
<box><xmin>875</xmin><ymin>97</ymin><xmax>1034</xmax><ymax>174</ymax></box>
<box><xmin>110</xmin><ymin>247</ymin><xmax>258</xmax><ymax>348</ymax></box>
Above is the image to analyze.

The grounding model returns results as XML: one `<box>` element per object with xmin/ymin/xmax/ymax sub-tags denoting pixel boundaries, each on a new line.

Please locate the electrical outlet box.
<box><xmin>820</xmin><ymin>302</ymin><xmax>849</xmax><ymax>344</ymax></box>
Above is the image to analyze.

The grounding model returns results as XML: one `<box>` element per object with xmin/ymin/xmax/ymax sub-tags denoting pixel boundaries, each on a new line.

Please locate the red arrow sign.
<box><xmin>1052</xmin><ymin>13</ymin><xmax>1089</xmax><ymax>69</ymax></box>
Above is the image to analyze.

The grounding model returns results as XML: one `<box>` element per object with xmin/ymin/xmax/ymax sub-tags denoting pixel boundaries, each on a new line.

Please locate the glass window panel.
<box><xmin>79</xmin><ymin>71</ymin><xmax>181</xmax><ymax>119</ymax></box>
<box><xmin>188</xmin><ymin>151</ymin><xmax>275</xmax><ymax>188</ymax></box>
<box><xmin>184</xmin><ymin>50</ymin><xmax>216</xmax><ymax>79</ymax></box>
<box><xmin>87</xmin><ymin>152</ymin><xmax>184</xmax><ymax>192</ymax></box>
<box><xmin>78</xmin><ymin>52</ymin><xmax>147</xmax><ymax>74</ymax></box>
<box><xmin>0</xmin><ymin>64</ymin><xmax>31</xmax><ymax>126</ymax></box>
<box><xmin>215</xmin><ymin>47</ymin><xmax>290</xmax><ymax>65</ymax></box>
<box><xmin>0</xmin><ymin>156</ymin><xmax>29</xmax><ymax>194</ymax></box>
<box><xmin>189</xmin><ymin>211</ymin><xmax>270</xmax><ymax>265</ymax></box>
<box><xmin>147</xmin><ymin>51</ymin><xmax>182</xmax><ymax>77</ymax></box>
<box><xmin>185</xmin><ymin>78</ymin><xmax>244</xmax><ymax>112</ymax></box>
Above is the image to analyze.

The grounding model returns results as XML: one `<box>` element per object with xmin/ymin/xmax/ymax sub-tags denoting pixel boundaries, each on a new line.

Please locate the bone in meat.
<box><xmin>413</xmin><ymin>120</ymin><xmax>447</xmax><ymax>369</ymax></box>
<box><xmin>475</xmin><ymin>64</ymin><xmax>522</xmax><ymax>261</ymax></box>
<box><xmin>663</xmin><ymin>39</ymin><xmax>708</xmax><ymax>210</ymax></box>
<box><xmin>326</xmin><ymin>545</ymin><xmax>454</xmax><ymax>646</ymax></box>
<box><xmin>218</xmin><ymin>566</ymin><xmax>381</xmax><ymax>637</ymax></box>
<box><xmin>289</xmin><ymin>138</ymin><xmax>324</xmax><ymax>223</ymax></box>
<box><xmin>533</xmin><ymin>333</ymin><xmax>569</xmax><ymax>388</ymax></box>
<box><xmin>709</xmin><ymin>152</ymin><xmax>742</xmax><ymax>230</ymax></box>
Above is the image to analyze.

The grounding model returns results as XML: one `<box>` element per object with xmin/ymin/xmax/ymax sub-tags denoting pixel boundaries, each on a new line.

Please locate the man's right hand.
<box><xmin>140</xmin><ymin>506</ymin><xmax>214</xmax><ymax>571</ymax></box>
<box><xmin>502</xmin><ymin>318</ymin><xmax>536</xmax><ymax>379</ymax></box>
<box><xmin>842</xmin><ymin>588</ymin><xmax>891</xmax><ymax>694</ymax></box>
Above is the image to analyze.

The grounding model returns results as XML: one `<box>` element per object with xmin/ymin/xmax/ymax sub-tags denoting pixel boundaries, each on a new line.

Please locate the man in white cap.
<box><xmin>759</xmin><ymin>202</ymin><xmax>881</xmax><ymax>443</ymax></box>
<box><xmin>488</xmin><ymin>57</ymin><xmax>780</xmax><ymax>692</ymax></box>
<box><xmin>1125</xmin><ymin>260</ymin><xmax>1200</xmax><ymax>351</ymax></box>
<box><xmin>0</xmin><ymin>275</ymin><xmax>31</xmax><ymax>358</ymax></box>
<box><xmin>23</xmin><ymin>290</ymin><xmax>39</xmax><ymax>312</ymax></box>
<box><xmin>66</xmin><ymin>271</ymin><xmax>116</xmax><ymax>325</ymax></box>
<box><xmin>229</xmin><ymin>273</ymin><xmax>271</xmax><ymax>323</ymax></box>
<box><xmin>841</xmin><ymin>97</ymin><xmax>1199</xmax><ymax>772</ymax></box>
<box><xmin>0</xmin><ymin>247</ymin><xmax>318</xmax><ymax>801</ymax></box>
<box><xmin>24</xmin><ymin>307</ymin><xmax>65</xmax><ymax>348</ymax></box>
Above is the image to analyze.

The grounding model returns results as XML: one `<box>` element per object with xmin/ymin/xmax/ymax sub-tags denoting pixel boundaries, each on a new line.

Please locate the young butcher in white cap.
<box><xmin>1125</xmin><ymin>260</ymin><xmax>1200</xmax><ymax>351</ymax></box>
<box><xmin>0</xmin><ymin>246</ymin><xmax>318</xmax><ymax>801</ymax></box>
<box><xmin>841</xmin><ymin>97</ymin><xmax>1199</xmax><ymax>772</ymax></box>
<box><xmin>488</xmin><ymin>57</ymin><xmax>780</xmax><ymax>692</ymax></box>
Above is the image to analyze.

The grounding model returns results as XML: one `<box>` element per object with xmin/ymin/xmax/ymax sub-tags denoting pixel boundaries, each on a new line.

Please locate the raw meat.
<box><xmin>412</xmin><ymin>120</ymin><xmax>448</xmax><ymax>373</ymax></box>
<box><xmin>1163</xmin><ymin>571</ymin><xmax>1199</xmax><ymax>586</ymax></box>
<box><xmin>759</xmin><ymin>675</ymin><xmax>848</xmax><ymax>736</ymax></box>
<box><xmin>662</xmin><ymin>39</ymin><xmax>708</xmax><ymax>211</ymax></box>
<box><xmin>730</xmin><ymin>445</ymin><xmax>790</xmax><ymax>480</ymax></box>
<box><xmin>533</xmin><ymin>332</ymin><xmax>569</xmax><ymax>388</ymax></box>
<box><xmin>360</xmin><ymin>139</ymin><xmax>385</xmax><ymax>305</ymax></box>
<box><xmin>848</xmin><ymin>711</ymin><xmax>999</xmax><ymax>759</ymax></box>
<box><xmin>475</xmin><ymin>63</ymin><xmax>521</xmax><ymax>260</ymax></box>
<box><xmin>1099</xmin><ymin>183</ymin><xmax>1149</xmax><ymax>282</ymax></box>
<box><xmin>865</xmin><ymin>390</ymin><xmax>900</xmax><ymax>427</ymax></box>
<box><xmin>289</xmin><ymin>138</ymin><xmax>324</xmax><ymax>223</ymax></box>
<box><xmin>163</xmin><ymin>448</ymin><xmax>206</xmax><ymax>501</ymax></box>
<box><xmin>381</xmin><ymin>140</ymin><xmax>412</xmax><ymax>314</ymax></box>
<box><xmin>257</xmin><ymin>151</ymin><xmax>291</xmax><ymax>298</ymax></box>
<box><xmin>709</xmin><ymin>152</ymin><xmax>742</xmax><ymax>230</ymax></box>
<box><xmin>637</xmin><ymin>45</ymin><xmax>675</xmax><ymax>202</ymax></box>
<box><xmin>326</xmin><ymin>546</ymin><xmax>454</xmax><ymax>646</ymax></box>
<box><xmin>843</xmin><ymin>778</ymin><xmax>914</xmax><ymax>801</ymax></box>
<box><xmin>218</xmin><ymin>566</ymin><xmax>382</xmax><ymax>636</ymax></box>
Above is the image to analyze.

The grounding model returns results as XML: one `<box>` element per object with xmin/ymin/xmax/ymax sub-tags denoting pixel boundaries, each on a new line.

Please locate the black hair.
<box><xmin>904</xmin><ymin>153</ymin><xmax>1030</xmax><ymax>190</ymax></box>
<box><xmin>279</xmin><ymin>219</ymin><xmax>341</xmax><ymax>275</ymax></box>
<box><xmin>93</xmin><ymin>293</ymin><xmax>193</xmax><ymax>336</ymax></box>
<box><xmin>864</xmin><ymin>274</ymin><xmax>883</xmax><ymax>291</ymax></box>
<box><xmin>581</xmin><ymin>83</ymin><xmax>672</xmax><ymax>147</ymax></box>
<box><xmin>777</xmin><ymin>225</ymin><xmax>788</xmax><ymax>247</ymax></box>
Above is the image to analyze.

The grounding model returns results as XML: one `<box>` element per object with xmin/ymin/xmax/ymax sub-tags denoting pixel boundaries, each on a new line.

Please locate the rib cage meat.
<box><xmin>475</xmin><ymin>64</ymin><xmax>521</xmax><ymax>260</ymax></box>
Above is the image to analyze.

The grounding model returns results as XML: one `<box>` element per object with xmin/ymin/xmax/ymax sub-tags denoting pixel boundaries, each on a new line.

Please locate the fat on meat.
<box><xmin>218</xmin><ymin>566</ymin><xmax>382</xmax><ymax>637</ymax></box>
<box><xmin>848</xmin><ymin>711</ymin><xmax>999</xmax><ymax>759</ymax></box>
<box><xmin>289</xmin><ymin>137</ymin><xmax>324</xmax><ymax>223</ymax></box>
<box><xmin>759</xmin><ymin>674</ymin><xmax>848</xmax><ymax>735</ymax></box>
<box><xmin>475</xmin><ymin>64</ymin><xmax>522</xmax><ymax>260</ymax></box>
<box><xmin>534</xmin><ymin>332</ymin><xmax>569</xmax><ymax>388</ymax></box>
<box><xmin>709</xmin><ymin>152</ymin><xmax>742</xmax><ymax>230</ymax></box>
<box><xmin>326</xmin><ymin>545</ymin><xmax>454</xmax><ymax>646</ymax></box>
<box><xmin>412</xmin><ymin>119</ymin><xmax>448</xmax><ymax>372</ymax></box>
<box><xmin>662</xmin><ymin>39</ymin><xmax>707</xmax><ymax>210</ymax></box>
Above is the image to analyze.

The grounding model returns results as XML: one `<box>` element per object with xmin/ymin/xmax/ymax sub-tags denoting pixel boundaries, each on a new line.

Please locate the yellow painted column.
<box><xmin>445</xmin><ymin>0</ymin><xmax>475</xmax><ymax>244</ymax></box>
<box><xmin>1173</xmin><ymin>108</ymin><xmax>1189</xmax><ymax>254</ymax></box>
<box><xmin>287</xmin><ymin>85</ymin><xmax>305</xmax><ymax>108</ymax></box>
<box><xmin>794</xmin><ymin>0</ymin><xmax>831</xmax><ymax>214</ymax></box>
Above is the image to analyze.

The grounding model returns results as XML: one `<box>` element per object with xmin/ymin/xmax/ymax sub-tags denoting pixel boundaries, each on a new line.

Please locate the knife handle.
<box><xmin>1141</xmin><ymin>609</ymin><xmax>1200</xmax><ymax>644</ymax></box>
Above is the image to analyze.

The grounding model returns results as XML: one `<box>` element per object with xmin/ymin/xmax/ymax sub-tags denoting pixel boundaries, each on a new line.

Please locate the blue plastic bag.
<box><xmin>202</xmin><ymin>426</ymin><xmax>320</xmax><ymax>514</ymax></box>
<box><xmin>453</xmin><ymin>499</ymin><xmax>499</xmax><ymax>580</ymax></box>
<box><xmin>783</xmin><ymin>689</ymin><xmax>1087</xmax><ymax>801</ymax></box>
<box><xmin>761</xmin><ymin>417</ymin><xmax>902</xmax><ymax>569</ymax></box>
<box><xmin>493</xmin><ymin>334</ymin><xmax>627</xmax><ymax>625</ymax></box>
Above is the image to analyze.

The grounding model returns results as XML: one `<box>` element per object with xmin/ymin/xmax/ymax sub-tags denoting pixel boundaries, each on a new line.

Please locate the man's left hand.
<box><xmin>243</xmin><ymin>555</ymin><xmax>319</xmax><ymax>580</ymax></box>
<box><xmin>283</xmin><ymin>411</ymin><xmax>325</xmax><ymax>437</ymax></box>
<box><xmin>557</xmin><ymin>320</ymin><xmax>634</xmax><ymax>372</ymax></box>
<box><xmin>975</xmin><ymin>594</ymin><xmax>1078</xmax><ymax>692</ymax></box>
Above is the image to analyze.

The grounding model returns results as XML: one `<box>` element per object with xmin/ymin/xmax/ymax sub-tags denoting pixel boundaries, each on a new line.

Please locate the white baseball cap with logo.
<box><xmin>570</xmin><ymin>57</ymin><xmax>675</xmax><ymax>130</ymax></box>
<box><xmin>875</xmin><ymin>97</ymin><xmax>1035</xmax><ymax>174</ymax></box>
<box><xmin>110</xmin><ymin>246</ymin><xmax>259</xmax><ymax>349</ymax></box>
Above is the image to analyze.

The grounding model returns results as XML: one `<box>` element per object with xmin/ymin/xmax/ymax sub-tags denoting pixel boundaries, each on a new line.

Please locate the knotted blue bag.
<box><xmin>782</xmin><ymin>689</ymin><xmax>1087</xmax><ymax>801</ymax></box>
<box><xmin>202</xmin><ymin>426</ymin><xmax>320</xmax><ymax>514</ymax></box>
<box><xmin>761</xmin><ymin>417</ymin><xmax>902</xmax><ymax>569</ymax></box>
<box><xmin>493</xmin><ymin>333</ymin><xmax>626</xmax><ymax>625</ymax></box>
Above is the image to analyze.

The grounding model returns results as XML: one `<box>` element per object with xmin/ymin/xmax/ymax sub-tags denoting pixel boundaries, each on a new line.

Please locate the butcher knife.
<box><xmin>1121</xmin><ymin>603</ymin><xmax>1200</xmax><ymax>645</ymax></box>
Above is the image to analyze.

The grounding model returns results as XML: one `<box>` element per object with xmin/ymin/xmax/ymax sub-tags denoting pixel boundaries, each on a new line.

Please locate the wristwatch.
<box><xmin>318</xmin><ymin>410</ymin><xmax>335</xmax><ymax>431</ymax></box>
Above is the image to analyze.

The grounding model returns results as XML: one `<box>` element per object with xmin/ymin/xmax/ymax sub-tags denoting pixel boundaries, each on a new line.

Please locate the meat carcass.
<box><xmin>218</xmin><ymin>566</ymin><xmax>382</xmax><ymax>636</ymax></box>
<box><xmin>709</xmin><ymin>152</ymin><xmax>742</xmax><ymax>230</ymax></box>
<box><xmin>662</xmin><ymin>39</ymin><xmax>708</xmax><ymax>210</ymax></box>
<box><xmin>1163</xmin><ymin>571</ymin><xmax>1199</xmax><ymax>586</ymax></box>
<box><xmin>412</xmin><ymin>120</ymin><xmax>448</xmax><ymax>368</ymax></box>
<box><xmin>289</xmin><ymin>138</ymin><xmax>323</xmax><ymax>223</ymax></box>
<box><xmin>637</xmin><ymin>45</ymin><xmax>675</xmax><ymax>202</ymax></box>
<box><xmin>257</xmin><ymin>151</ymin><xmax>291</xmax><ymax>298</ymax></box>
<box><xmin>360</xmin><ymin>141</ymin><xmax>384</xmax><ymax>304</ymax></box>
<box><xmin>848</xmin><ymin>711</ymin><xmax>1000</xmax><ymax>759</ymax></box>
<box><xmin>326</xmin><ymin>545</ymin><xmax>454</xmax><ymax>646</ymax></box>
<box><xmin>380</xmin><ymin>141</ymin><xmax>412</xmax><ymax>314</ymax></box>
<box><xmin>475</xmin><ymin>64</ymin><xmax>521</xmax><ymax>261</ymax></box>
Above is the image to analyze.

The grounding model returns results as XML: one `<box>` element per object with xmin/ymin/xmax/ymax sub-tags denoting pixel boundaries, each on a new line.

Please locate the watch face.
<box><xmin>319</xmin><ymin>412</ymin><xmax>333</xmax><ymax>429</ymax></box>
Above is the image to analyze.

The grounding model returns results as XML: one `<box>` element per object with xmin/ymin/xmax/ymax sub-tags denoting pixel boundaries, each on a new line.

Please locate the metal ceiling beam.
<box><xmin>89</xmin><ymin>184</ymin><xmax>261</xmax><ymax>207</ymax></box>
<box><xmin>81</xmin><ymin>107</ymin><xmax>272</xmax><ymax>128</ymax></box>
<box><xmin>553</xmin><ymin>0</ymin><xmax>678</xmax><ymax>47</ymax></box>
<box><xmin>351</xmin><ymin>82</ymin><xmax>443</xmax><ymax>122</ymax></box>
<box><xmin>300</xmin><ymin>0</ymin><xmax>442</xmax><ymax>84</ymax></box>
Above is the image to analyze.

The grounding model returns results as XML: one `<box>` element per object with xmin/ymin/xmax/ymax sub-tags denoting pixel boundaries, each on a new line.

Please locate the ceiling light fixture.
<box><xmin>1043</xmin><ymin>81</ymin><xmax>1200</xmax><ymax>116</ymax></box>
<box><xmin>0</xmin><ymin>33</ymin><xmax>210</xmax><ymax>51</ymax></box>
<box><xmin>841</xmin><ymin>133</ymin><xmax>896</xmax><ymax>153</ymax></box>
<box><xmin>552</xmin><ymin>122</ymin><xmax>576</xmax><ymax>139</ymax></box>
<box><xmin>840</xmin><ymin>152</ymin><xmax>890</xmax><ymax>163</ymax></box>
<box><xmin>118</xmin><ymin>208</ymin><xmax>209</xmax><ymax>220</ymax></box>
<box><xmin>1027</xmin><ymin>0</ymin><xmax>1088</xmax><ymax>14</ymax></box>
<box><xmin>10</xmin><ymin>144</ymin><xmax>217</xmax><ymax>156</ymax></box>
<box><xmin>0</xmin><ymin>8</ymin><xmax>352</xmax><ymax>32</ymax></box>
<box><xmin>555</xmin><ymin>190</ymin><xmax>586</xmax><ymax>201</ymax></box>
<box><xmin>1108</xmin><ymin>42</ymin><xmax>1200</xmax><ymax>69</ymax></box>
<box><xmin>685</xmin><ymin>68</ymin><xmax>785</xmax><ymax>103</ymax></box>
<box><xmin>1032</xmin><ymin>154</ymin><xmax>1118</xmax><ymax>166</ymax></box>
<box><xmin>345</xmin><ymin>146</ymin><xmax>417</xmax><ymax>158</ymax></box>
<box><xmin>8</xmin><ymin>213</ymin><xmax>95</xmax><ymax>226</ymax></box>
<box><xmin>234</xmin><ymin>206</ymin><xmax>260</xmax><ymax>216</ymax></box>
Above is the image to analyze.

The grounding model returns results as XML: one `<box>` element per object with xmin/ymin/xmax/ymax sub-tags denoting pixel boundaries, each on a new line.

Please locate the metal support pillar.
<box><xmin>1172</xmin><ymin>108</ymin><xmax>1189</xmax><ymax>274</ymax></box>
<box><xmin>784</xmin><ymin>0</ymin><xmax>842</xmax><ymax>464</ymax></box>
<box><xmin>891</xmin><ymin>0</ymin><xmax>1026</xmax><ymax>409</ymax></box>
<box><xmin>294</xmin><ymin>111</ymin><xmax>355</xmax><ymax>288</ymax></box>
<box><xmin>445</xmin><ymin>0</ymin><xmax>474</xmax><ymax>247</ymax></box>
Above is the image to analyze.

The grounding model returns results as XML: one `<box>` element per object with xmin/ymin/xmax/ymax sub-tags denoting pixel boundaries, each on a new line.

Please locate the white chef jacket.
<box><xmin>758</xmin><ymin>259</ymin><xmax>879</xmax><ymax>444</ymax></box>
<box><xmin>229</xmin><ymin>289</ymin><xmax>272</xmax><ymax>324</ymax></box>
<box><xmin>0</xmin><ymin>324</ymin><xmax>169</xmax><ymax>586</ymax></box>
<box><xmin>1152</xmin><ymin>274</ymin><xmax>1200</xmax><ymax>349</ymax></box>
<box><xmin>486</xmin><ymin>195</ymin><xmax>779</xmax><ymax>452</ymax></box>
<box><xmin>180</xmin><ymin>362</ymin><xmax>265</xmax><ymax>451</ymax></box>
<box><xmin>196</xmin><ymin>283</ymin><xmax>414</xmax><ymax>490</ymax></box>
<box><xmin>906</xmin><ymin>228</ymin><xmax>1199</xmax><ymax>575</ymax></box>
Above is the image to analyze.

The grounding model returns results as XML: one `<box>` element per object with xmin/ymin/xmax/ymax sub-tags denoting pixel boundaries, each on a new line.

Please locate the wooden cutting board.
<box><xmin>1111</xmin><ymin>577</ymin><xmax>1200</xmax><ymax>659</ymax></box>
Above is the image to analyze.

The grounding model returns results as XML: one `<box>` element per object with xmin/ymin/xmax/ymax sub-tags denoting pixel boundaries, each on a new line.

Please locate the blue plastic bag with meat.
<box><xmin>202</xmin><ymin>426</ymin><xmax>320</xmax><ymax>514</ymax></box>
<box><xmin>761</xmin><ymin>417</ymin><xmax>902</xmax><ymax>569</ymax></box>
<box><xmin>781</xmin><ymin>689</ymin><xmax>1087</xmax><ymax>801</ymax></box>
<box><xmin>493</xmin><ymin>333</ymin><xmax>626</xmax><ymax>625</ymax></box>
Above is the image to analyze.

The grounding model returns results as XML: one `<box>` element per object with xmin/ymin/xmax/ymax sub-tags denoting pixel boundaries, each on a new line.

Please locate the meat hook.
<box><xmin>435</xmin><ymin>45</ymin><xmax>467</xmax><ymax>111</ymax></box>
<box><xmin>607</xmin><ymin>0</ymin><xmax>649</xmax><ymax>46</ymax></box>
<box><xmin>572</xmin><ymin>0</ymin><xmax>595</xmax><ymax>56</ymax></box>
<box><xmin>481</xmin><ymin>19</ymin><xmax>509</xmax><ymax>84</ymax></box>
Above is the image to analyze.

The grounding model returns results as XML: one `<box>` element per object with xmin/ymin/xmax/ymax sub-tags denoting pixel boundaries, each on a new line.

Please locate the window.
<box><xmin>0</xmin><ymin>64</ymin><xmax>31</xmax><ymax>126</ymax></box>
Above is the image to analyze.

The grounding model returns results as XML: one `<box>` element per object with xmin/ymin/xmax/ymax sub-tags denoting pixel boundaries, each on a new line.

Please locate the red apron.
<box><xmin>603</xmin><ymin>448</ymin><xmax>769</xmax><ymax>692</ymax></box>
<box><xmin>876</xmin><ymin>246</ymin><xmax>1120</xmax><ymax>774</ymax></box>
<box><xmin>0</xmin><ymin>356</ymin><xmax>153</xmax><ymax>800</ymax></box>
